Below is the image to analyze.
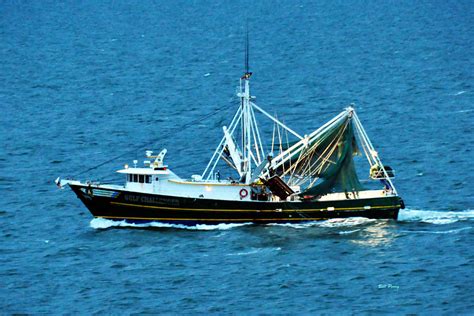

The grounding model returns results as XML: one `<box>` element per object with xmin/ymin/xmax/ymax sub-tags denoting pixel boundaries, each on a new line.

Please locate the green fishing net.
<box><xmin>280</xmin><ymin>117</ymin><xmax>364</xmax><ymax>197</ymax></box>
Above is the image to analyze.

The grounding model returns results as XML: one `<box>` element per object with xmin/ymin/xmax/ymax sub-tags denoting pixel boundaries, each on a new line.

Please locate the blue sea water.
<box><xmin>1</xmin><ymin>1</ymin><xmax>473</xmax><ymax>314</ymax></box>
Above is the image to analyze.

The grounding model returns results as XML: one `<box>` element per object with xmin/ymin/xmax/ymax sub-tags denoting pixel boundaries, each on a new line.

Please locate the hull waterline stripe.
<box><xmin>109</xmin><ymin>201</ymin><xmax>400</xmax><ymax>213</ymax></box>
<box><xmin>97</xmin><ymin>215</ymin><xmax>333</xmax><ymax>222</ymax></box>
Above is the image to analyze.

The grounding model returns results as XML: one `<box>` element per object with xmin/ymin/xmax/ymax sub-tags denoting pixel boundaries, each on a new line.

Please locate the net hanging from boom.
<box><xmin>274</xmin><ymin>116</ymin><xmax>364</xmax><ymax>197</ymax></box>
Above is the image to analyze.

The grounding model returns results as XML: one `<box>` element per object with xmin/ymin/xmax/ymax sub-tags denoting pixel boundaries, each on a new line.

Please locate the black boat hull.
<box><xmin>70</xmin><ymin>185</ymin><xmax>402</xmax><ymax>225</ymax></box>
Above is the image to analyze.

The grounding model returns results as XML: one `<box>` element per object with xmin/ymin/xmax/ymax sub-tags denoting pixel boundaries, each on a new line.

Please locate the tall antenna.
<box><xmin>245</xmin><ymin>24</ymin><xmax>249</xmax><ymax>74</ymax></box>
<box><xmin>243</xmin><ymin>21</ymin><xmax>252</xmax><ymax>79</ymax></box>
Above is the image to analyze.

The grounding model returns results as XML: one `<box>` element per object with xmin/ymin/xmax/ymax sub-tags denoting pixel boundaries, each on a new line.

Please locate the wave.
<box><xmin>398</xmin><ymin>208</ymin><xmax>474</xmax><ymax>224</ymax></box>
<box><xmin>338</xmin><ymin>229</ymin><xmax>361</xmax><ymax>235</ymax></box>
<box><xmin>226</xmin><ymin>247</ymin><xmax>281</xmax><ymax>256</ymax></box>
<box><xmin>400</xmin><ymin>227</ymin><xmax>472</xmax><ymax>234</ymax></box>
<box><xmin>90</xmin><ymin>217</ymin><xmax>252</xmax><ymax>231</ymax></box>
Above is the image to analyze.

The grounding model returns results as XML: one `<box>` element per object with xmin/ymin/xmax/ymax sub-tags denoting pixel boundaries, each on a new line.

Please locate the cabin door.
<box><xmin>153</xmin><ymin>176</ymin><xmax>160</xmax><ymax>192</ymax></box>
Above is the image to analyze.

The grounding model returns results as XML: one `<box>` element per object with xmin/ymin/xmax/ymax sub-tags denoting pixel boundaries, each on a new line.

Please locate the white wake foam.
<box><xmin>90</xmin><ymin>217</ymin><xmax>252</xmax><ymax>231</ymax></box>
<box><xmin>90</xmin><ymin>209</ymin><xmax>474</xmax><ymax>231</ymax></box>
<box><xmin>268</xmin><ymin>217</ymin><xmax>376</xmax><ymax>229</ymax></box>
<box><xmin>319</xmin><ymin>217</ymin><xmax>377</xmax><ymax>227</ymax></box>
<box><xmin>91</xmin><ymin>217</ymin><xmax>378</xmax><ymax>230</ymax></box>
<box><xmin>398</xmin><ymin>209</ymin><xmax>474</xmax><ymax>224</ymax></box>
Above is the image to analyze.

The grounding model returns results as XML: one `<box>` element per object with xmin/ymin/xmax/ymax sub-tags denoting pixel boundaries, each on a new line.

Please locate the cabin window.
<box><xmin>128</xmin><ymin>174</ymin><xmax>152</xmax><ymax>183</ymax></box>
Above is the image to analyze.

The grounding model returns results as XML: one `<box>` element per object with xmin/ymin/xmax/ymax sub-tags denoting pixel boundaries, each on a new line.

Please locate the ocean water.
<box><xmin>1</xmin><ymin>1</ymin><xmax>473</xmax><ymax>314</ymax></box>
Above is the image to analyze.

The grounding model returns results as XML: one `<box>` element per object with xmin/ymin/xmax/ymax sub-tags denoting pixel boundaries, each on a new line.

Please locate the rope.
<box><xmin>73</xmin><ymin>105</ymin><xmax>230</xmax><ymax>177</ymax></box>
<box><xmin>286</xmin><ymin>119</ymin><xmax>349</xmax><ymax>189</ymax></box>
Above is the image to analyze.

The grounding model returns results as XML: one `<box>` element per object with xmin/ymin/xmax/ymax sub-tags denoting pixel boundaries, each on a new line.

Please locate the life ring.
<box><xmin>239</xmin><ymin>188</ymin><xmax>248</xmax><ymax>199</ymax></box>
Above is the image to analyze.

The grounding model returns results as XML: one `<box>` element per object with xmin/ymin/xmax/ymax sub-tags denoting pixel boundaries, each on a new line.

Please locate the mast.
<box><xmin>201</xmin><ymin>28</ymin><xmax>259</xmax><ymax>183</ymax></box>
<box><xmin>238</xmin><ymin>27</ymin><xmax>253</xmax><ymax>183</ymax></box>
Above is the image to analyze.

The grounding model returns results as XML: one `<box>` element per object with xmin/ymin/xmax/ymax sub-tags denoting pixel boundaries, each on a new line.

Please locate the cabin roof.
<box><xmin>116</xmin><ymin>168</ymin><xmax>169</xmax><ymax>175</ymax></box>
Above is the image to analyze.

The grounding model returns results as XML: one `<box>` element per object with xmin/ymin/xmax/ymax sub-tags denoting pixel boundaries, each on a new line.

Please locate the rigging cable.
<box><xmin>73</xmin><ymin>105</ymin><xmax>230</xmax><ymax>178</ymax></box>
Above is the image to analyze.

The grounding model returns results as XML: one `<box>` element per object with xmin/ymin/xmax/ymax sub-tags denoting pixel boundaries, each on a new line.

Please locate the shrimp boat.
<box><xmin>56</xmin><ymin>67</ymin><xmax>404</xmax><ymax>225</ymax></box>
